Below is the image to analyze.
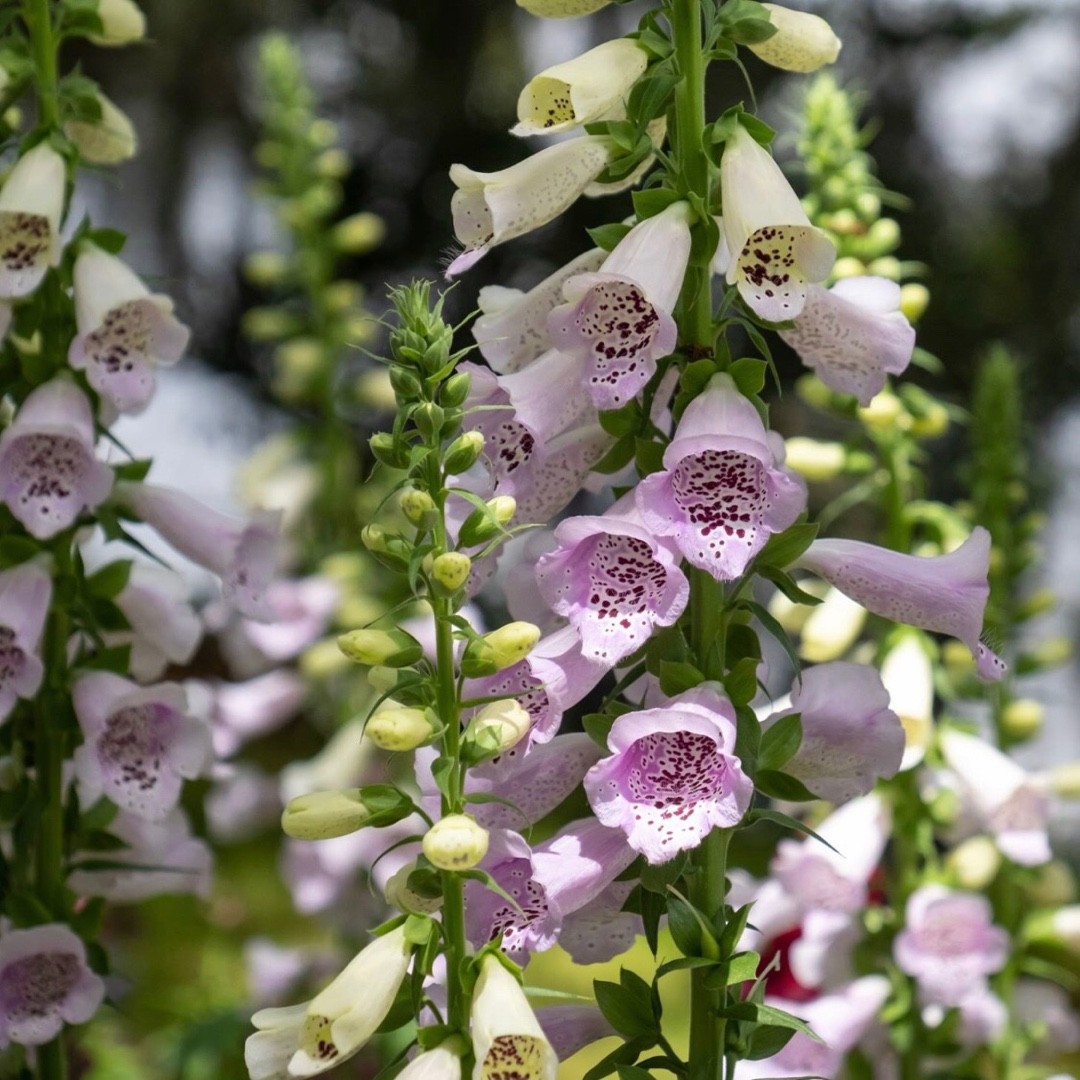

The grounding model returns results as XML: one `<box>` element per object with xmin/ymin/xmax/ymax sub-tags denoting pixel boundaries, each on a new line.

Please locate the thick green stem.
<box><xmin>26</xmin><ymin>0</ymin><xmax>60</xmax><ymax>129</ymax></box>
<box><xmin>689</xmin><ymin>828</ymin><xmax>731</xmax><ymax>1080</ymax></box>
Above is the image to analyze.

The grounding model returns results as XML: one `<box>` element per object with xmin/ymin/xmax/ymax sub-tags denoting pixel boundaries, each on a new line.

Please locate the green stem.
<box><xmin>26</xmin><ymin>0</ymin><xmax>60</xmax><ymax>129</ymax></box>
<box><xmin>689</xmin><ymin>828</ymin><xmax>730</xmax><ymax>1080</ymax></box>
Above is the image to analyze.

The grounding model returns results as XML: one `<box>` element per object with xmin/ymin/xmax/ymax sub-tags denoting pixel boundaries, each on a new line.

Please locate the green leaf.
<box><xmin>583</xmin><ymin>712</ymin><xmax>615</xmax><ymax>748</ymax></box>
<box><xmin>582</xmin><ymin>1035</ymin><xmax>655</xmax><ymax>1080</ymax></box>
<box><xmin>755</xmin><ymin>769</ymin><xmax>817</xmax><ymax>802</ymax></box>
<box><xmin>727</xmin><ymin>16</ymin><xmax>778</xmax><ymax>45</ymax></box>
<box><xmin>758</xmin><ymin>713</ymin><xmax>802</xmax><ymax>772</ymax></box>
<box><xmin>632</xmin><ymin>187</ymin><xmax>683</xmax><ymax>220</ymax></box>
<box><xmin>723</xmin><ymin>656</ymin><xmax>760</xmax><ymax>708</ymax></box>
<box><xmin>617</xmin><ymin>1068</ymin><xmax>656</xmax><ymax>1080</ymax></box>
<box><xmin>729</xmin><ymin>357</ymin><xmax>767</xmax><ymax>397</ymax></box>
<box><xmin>599</xmin><ymin>399</ymin><xmax>643</xmax><ymax>438</ymax></box>
<box><xmin>627</xmin><ymin>67</ymin><xmax>681</xmax><ymax>123</ymax></box>
<box><xmin>743</xmin><ymin>599</ymin><xmax>801</xmax><ymax>677</ymax></box>
<box><xmin>594</xmin><ymin>979</ymin><xmax>657</xmax><ymax>1039</ymax></box>
<box><xmin>705</xmin><ymin>950</ymin><xmax>761</xmax><ymax>988</ymax></box>
<box><xmin>0</xmin><ymin>537</ymin><xmax>41</xmax><ymax>569</ymax></box>
<box><xmin>746</xmin><ymin>808</ymin><xmax>839</xmax><ymax>853</ymax></box>
<box><xmin>718</xmin><ymin>1001</ymin><xmax>822</xmax><ymax>1041</ymax></box>
<box><xmin>639</xmin><ymin>851</ymin><xmax>687</xmax><ymax>895</ymax></box>
<box><xmin>757</xmin><ymin>564</ymin><xmax>824</xmax><ymax>607</ymax></box>
<box><xmin>658</xmin><ymin>660</ymin><xmax>704</xmax><ymax>697</ymax></box>
<box><xmin>746</xmin><ymin>1024</ymin><xmax>798</xmax><ymax>1060</ymax></box>
<box><xmin>592</xmin><ymin>435</ymin><xmax>636</xmax><ymax>475</ymax></box>
<box><xmin>733</xmin><ymin>703</ymin><xmax>761</xmax><ymax>774</ymax></box>
<box><xmin>634</xmin><ymin>437</ymin><xmax>665</xmax><ymax>477</ymax></box>
<box><xmin>85</xmin><ymin>227</ymin><xmax>127</xmax><ymax>254</ymax></box>
<box><xmin>756</xmin><ymin>522</ymin><xmax>819</xmax><ymax>570</ymax></box>
<box><xmin>587</xmin><ymin>222</ymin><xmax>633</xmax><ymax>252</ymax></box>
<box><xmin>5</xmin><ymin>892</ymin><xmax>54</xmax><ymax>927</ymax></box>
<box><xmin>86</xmin><ymin>559</ymin><xmax>133</xmax><ymax>600</ymax></box>
<box><xmin>112</xmin><ymin>457</ymin><xmax>152</xmax><ymax>482</ymax></box>
<box><xmin>402</xmin><ymin>914</ymin><xmax>434</xmax><ymax>946</ymax></box>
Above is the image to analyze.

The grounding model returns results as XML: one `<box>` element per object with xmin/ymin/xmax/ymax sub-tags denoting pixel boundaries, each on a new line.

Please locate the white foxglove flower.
<box><xmin>113</xmin><ymin>564</ymin><xmax>201</xmax><ymax>682</ymax></box>
<box><xmin>69</xmin><ymin>244</ymin><xmax>190</xmax><ymax>413</ymax></box>
<box><xmin>880</xmin><ymin>633</ymin><xmax>934</xmax><ymax>770</ymax></box>
<box><xmin>90</xmin><ymin>0</ymin><xmax>146</xmax><ymax>45</ymax></box>
<box><xmin>719</xmin><ymin>124</ymin><xmax>835</xmax><ymax>321</ymax></box>
<box><xmin>64</xmin><ymin>93</ymin><xmax>137</xmax><ymax>165</ymax></box>
<box><xmin>0</xmin><ymin>559</ymin><xmax>51</xmax><ymax>724</ymax></box>
<box><xmin>447</xmin><ymin>136</ymin><xmax>614</xmax><ymax>276</ymax></box>
<box><xmin>0</xmin><ymin>144</ymin><xmax>66</xmax><ymax>299</ymax></box>
<box><xmin>244</xmin><ymin>926</ymin><xmax>411</xmax><ymax>1079</ymax></box>
<box><xmin>799</xmin><ymin>585</ymin><xmax>866</xmax><ymax>661</ymax></box>
<box><xmin>517</xmin><ymin>0</ymin><xmax>611</xmax><ymax>15</ymax></box>
<box><xmin>748</xmin><ymin>4</ymin><xmax>842</xmax><ymax>73</ymax></box>
<box><xmin>470</xmin><ymin>955</ymin><xmax>558</xmax><ymax>1080</ymax></box>
<box><xmin>513</xmin><ymin>39</ymin><xmax>647</xmax><ymax>137</ymax></box>
<box><xmin>397</xmin><ymin>1045</ymin><xmax>462</xmax><ymax>1079</ymax></box>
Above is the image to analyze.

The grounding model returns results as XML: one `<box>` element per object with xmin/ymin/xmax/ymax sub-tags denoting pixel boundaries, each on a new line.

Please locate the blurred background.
<box><xmin>60</xmin><ymin>0</ymin><xmax>1080</xmax><ymax>1076</ymax></box>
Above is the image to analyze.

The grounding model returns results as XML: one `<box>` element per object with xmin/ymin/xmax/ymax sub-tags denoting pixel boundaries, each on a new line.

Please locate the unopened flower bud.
<box><xmin>338</xmin><ymin>628</ymin><xmax>424</xmax><ymax>667</ymax></box>
<box><xmin>899</xmin><ymin>283</ymin><xmax>930</xmax><ymax>324</ymax></box>
<box><xmin>422</xmin><ymin>814</ymin><xmax>489</xmax><ymax>871</ymax></box>
<box><xmin>243</xmin><ymin>250</ymin><xmax>289</xmax><ymax>287</ymax></box>
<box><xmin>282</xmin><ymin>789</ymin><xmax>370</xmax><ymax>840</ymax></box>
<box><xmin>355</xmin><ymin>369</ymin><xmax>397</xmax><ymax>411</ymax></box>
<box><xmin>1047</xmin><ymin>762</ymin><xmax>1080</xmax><ymax>799</ymax></box>
<box><xmin>385</xmin><ymin>861</ymin><xmax>443</xmax><ymax>914</ymax></box>
<box><xmin>276</xmin><ymin>336</ymin><xmax>323</xmax><ymax>378</ymax></box>
<box><xmin>90</xmin><ymin>0</ymin><xmax>146</xmax><ymax>45</ymax></box>
<box><xmin>333</xmin><ymin>212</ymin><xmax>386</xmax><ymax>254</ymax></box>
<box><xmin>299</xmin><ymin>639</ymin><xmax>352</xmax><ymax>680</ymax></box>
<box><xmin>946</xmin><ymin>836</ymin><xmax>1001</xmax><ymax>891</ymax></box>
<box><xmin>488</xmin><ymin>496</ymin><xmax>516</xmax><ymax>525</ymax></box>
<box><xmin>367</xmin><ymin>666</ymin><xmax>400</xmax><ymax>694</ymax></box>
<box><xmin>856</xmin><ymin>217</ymin><xmax>900</xmax><ymax>259</ymax></box>
<box><xmin>1000</xmin><ymin>698</ymin><xmax>1043</xmax><ymax>740</ymax></box>
<box><xmin>431</xmin><ymin>552</ymin><xmax>472</xmax><ymax>593</ymax></box>
<box><xmin>242</xmin><ymin>306</ymin><xmax>297</xmax><ymax>342</ymax></box>
<box><xmin>1027</xmin><ymin>637</ymin><xmax>1073</xmax><ymax>669</ymax></box>
<box><xmin>362</xmin><ymin>524</ymin><xmax>390</xmax><ymax>553</ymax></box>
<box><xmin>748</xmin><ymin>4</ymin><xmax>841</xmax><ymax>73</ymax></box>
<box><xmin>1025</xmin><ymin>862</ymin><xmax>1078</xmax><ymax>907</ymax></box>
<box><xmin>64</xmin><ymin>93</ymin><xmax>138</xmax><ymax>164</ymax></box>
<box><xmin>1017</xmin><ymin>587</ymin><xmax>1056</xmax><ymax>620</ymax></box>
<box><xmin>414</xmin><ymin>402</ymin><xmax>445</xmax><ymax>439</ymax></box>
<box><xmin>444</xmin><ymin>431</ymin><xmax>484</xmax><ymax>474</ymax></box>
<box><xmin>316</xmin><ymin>148</ymin><xmax>350</xmax><ymax>180</ymax></box>
<box><xmin>908</xmin><ymin>399</ymin><xmax>950</xmax><ymax>440</ymax></box>
<box><xmin>366</xmin><ymin>701</ymin><xmax>437</xmax><ymax>751</ymax></box>
<box><xmin>831</xmin><ymin>256</ymin><xmax>867</xmax><ymax>280</ymax></box>
<box><xmin>464</xmin><ymin>699</ymin><xmax>531</xmax><ymax>757</ymax></box>
<box><xmin>460</xmin><ymin>622</ymin><xmax>541</xmax><ymax>678</ymax></box>
<box><xmin>458</xmin><ymin>496</ymin><xmax>516</xmax><ymax>547</ymax></box>
<box><xmin>400</xmin><ymin>489</ymin><xmax>436</xmax><ymax>526</ymax></box>
<box><xmin>858</xmin><ymin>389</ymin><xmax>908</xmax><ymax>432</ymax></box>
<box><xmin>390</xmin><ymin>366</ymin><xmax>423</xmax><ymax>401</ymax></box>
<box><xmin>369</xmin><ymin>432</ymin><xmax>410</xmax><ymax>470</ymax></box>
<box><xmin>1026</xmin><ymin>905</ymin><xmax>1080</xmax><ymax>956</ymax></box>
<box><xmin>794</xmin><ymin>373</ymin><xmax>834</xmax><ymax>410</ymax></box>
<box><xmin>867</xmin><ymin>256</ymin><xmax>901</xmax><ymax>280</ymax></box>
<box><xmin>855</xmin><ymin>191</ymin><xmax>881</xmax><ymax>220</ymax></box>
<box><xmin>784</xmin><ymin>437</ymin><xmax>846</xmax><ymax>482</ymax></box>
<box><xmin>441</xmin><ymin>371</ymin><xmax>472</xmax><ymax>408</ymax></box>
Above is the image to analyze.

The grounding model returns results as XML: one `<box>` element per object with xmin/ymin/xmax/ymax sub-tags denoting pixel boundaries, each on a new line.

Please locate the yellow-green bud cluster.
<box><xmin>460</xmin><ymin>622</ymin><xmax>541</xmax><ymax>678</ymax></box>
<box><xmin>338</xmin><ymin>627</ymin><xmax>423</xmax><ymax>667</ymax></box>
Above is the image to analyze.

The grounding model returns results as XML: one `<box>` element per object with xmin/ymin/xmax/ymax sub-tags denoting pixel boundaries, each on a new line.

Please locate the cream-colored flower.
<box><xmin>748</xmin><ymin>5</ymin><xmax>841</xmax><ymax>73</ymax></box>
<box><xmin>64</xmin><ymin>93</ymin><xmax>137</xmax><ymax>164</ymax></box>
<box><xmin>0</xmin><ymin>144</ymin><xmax>66</xmax><ymax>299</ymax></box>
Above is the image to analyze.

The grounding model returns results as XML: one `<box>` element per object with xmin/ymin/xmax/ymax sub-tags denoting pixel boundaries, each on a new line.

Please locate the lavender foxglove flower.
<box><xmin>0</xmin><ymin>144</ymin><xmax>66</xmax><ymax>299</ymax></box>
<box><xmin>536</xmin><ymin>494</ymin><xmax>690</xmax><ymax>665</ymax></box>
<box><xmin>0</xmin><ymin>379</ymin><xmax>113</xmax><ymax>539</ymax></box>
<box><xmin>635</xmin><ymin>374</ymin><xmax>806</xmax><ymax>580</ymax></box>
<box><xmin>547</xmin><ymin>202</ymin><xmax>692</xmax><ymax>408</ymax></box>
<box><xmin>763</xmin><ymin>661</ymin><xmax>904</xmax><ymax>802</ymax></box>
<box><xmin>0</xmin><ymin>924</ymin><xmax>106</xmax><ymax>1048</ymax></box>
<box><xmin>585</xmin><ymin>686</ymin><xmax>752</xmax><ymax>864</ymax></box>
<box><xmin>893</xmin><ymin>884</ymin><xmax>1009</xmax><ymax>1008</ymax></box>
<box><xmin>115</xmin><ymin>482</ymin><xmax>282</xmax><ymax>620</ymax></box>
<box><xmin>939</xmin><ymin>727</ymin><xmax>1052</xmax><ymax>866</ymax></box>
<box><xmin>206</xmin><ymin>761</ymin><xmax>281</xmax><ymax>842</ymax></box>
<box><xmin>515</xmin><ymin>422</ymin><xmax>614</xmax><ymax>525</ymax></box>
<box><xmin>794</xmin><ymin>527</ymin><xmax>1006</xmax><ymax>680</ymax></box>
<box><xmin>0</xmin><ymin>559</ymin><xmax>51</xmax><ymax>723</ymax></box>
<box><xmin>72</xmin><ymin>671</ymin><xmax>212</xmax><ymax>820</ymax></box>
<box><xmin>67</xmin><ymin>244</ymin><xmax>190</xmax><ymax>414</ymax></box>
<box><xmin>114</xmin><ymin>564</ymin><xmax>201</xmax><ymax>682</ymax></box>
<box><xmin>719</xmin><ymin>124</ymin><xmax>835</xmax><ymax>322</ymax></box>
<box><xmin>780</xmin><ymin>278</ymin><xmax>916</xmax><ymax>405</ymax></box>
<box><xmin>447</xmin><ymin>136</ymin><xmax>614</xmax><ymax>275</ymax></box>
<box><xmin>198</xmin><ymin>669</ymin><xmax>307</xmax><ymax>758</ymax></box>
<box><xmin>537</xmin><ymin>1005</ymin><xmax>614</xmax><ymax>1061</ymax></box>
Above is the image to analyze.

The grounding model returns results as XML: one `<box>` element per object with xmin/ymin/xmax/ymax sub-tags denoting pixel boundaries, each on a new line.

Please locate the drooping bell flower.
<box><xmin>474</xmin><ymin>249</ymin><xmax>605</xmax><ymax>374</ymax></box>
<box><xmin>517</xmin><ymin>0</ymin><xmax>611</xmax><ymax>16</ymax></box>
<box><xmin>512</xmin><ymin>39</ymin><xmax>648</xmax><ymax>136</ymax></box>
<box><xmin>72</xmin><ymin>671</ymin><xmax>212</xmax><ymax>820</ymax></box>
<box><xmin>0</xmin><ymin>143</ymin><xmax>66</xmax><ymax>299</ymax></box>
<box><xmin>0</xmin><ymin>379</ymin><xmax>114</xmax><ymax>539</ymax></box>
<box><xmin>114</xmin><ymin>564</ymin><xmax>201</xmax><ymax>682</ymax></box>
<box><xmin>515</xmin><ymin>422</ymin><xmax>614</xmax><ymax>526</ymax></box>
<box><xmin>548</xmin><ymin>201</ymin><xmax>692</xmax><ymax>409</ymax></box>
<box><xmin>794</xmin><ymin>527</ymin><xmax>1006</xmax><ymax>681</ymax></box>
<box><xmin>747</xmin><ymin>4</ymin><xmax>842</xmax><ymax>73</ymax></box>
<box><xmin>63</xmin><ymin>92</ymin><xmax>138</xmax><ymax>165</ymax></box>
<box><xmin>585</xmin><ymin>686</ymin><xmax>752</xmax><ymax>864</ymax></box>
<box><xmin>447</xmin><ymin>136</ymin><xmax>614</xmax><ymax>276</ymax></box>
<box><xmin>719</xmin><ymin>123</ymin><xmax>835</xmax><ymax>321</ymax></box>
<box><xmin>68</xmin><ymin>244</ymin><xmax>190</xmax><ymax>414</ymax></box>
<box><xmin>0</xmin><ymin>924</ymin><xmax>106</xmax><ymax>1048</ymax></box>
<box><xmin>635</xmin><ymin>374</ymin><xmax>807</xmax><ymax>581</ymax></box>
<box><xmin>537</xmin><ymin>1006</ymin><xmax>615</xmax><ymax>1062</ymax></box>
<box><xmin>880</xmin><ymin>632</ymin><xmax>935</xmax><ymax>770</ymax></box>
<box><xmin>535</xmin><ymin>493</ymin><xmax>689</xmax><ymax>665</ymax></box>
<box><xmin>779</xmin><ymin>277</ymin><xmax>916</xmax><ymax>405</ymax></box>
<box><xmin>762</xmin><ymin>661</ymin><xmax>904</xmax><ymax>803</ymax></box>
<box><xmin>115</xmin><ymin>482</ymin><xmax>282</xmax><ymax>621</ymax></box>
<box><xmin>0</xmin><ymin>559</ymin><xmax>51</xmax><ymax>724</ymax></box>
<box><xmin>245</xmin><ymin>926</ymin><xmax>412</xmax><ymax>1079</ymax></box>
<box><xmin>90</xmin><ymin>0</ymin><xmax>146</xmax><ymax>45</ymax></box>
<box><xmin>395</xmin><ymin>1045</ymin><xmax>462</xmax><ymax>1080</ymax></box>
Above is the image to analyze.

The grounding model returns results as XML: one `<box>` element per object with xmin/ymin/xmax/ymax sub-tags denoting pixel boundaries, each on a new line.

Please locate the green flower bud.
<box><xmin>464</xmin><ymin>699</ymin><xmax>531</xmax><ymax>758</ymax></box>
<box><xmin>355</xmin><ymin>369</ymin><xmax>397</xmax><ymax>411</ymax></box>
<box><xmin>1000</xmin><ymin>698</ymin><xmax>1044</xmax><ymax>741</ymax></box>
<box><xmin>299</xmin><ymin>638</ymin><xmax>352</xmax><ymax>680</ymax></box>
<box><xmin>64</xmin><ymin>93</ymin><xmax>137</xmax><ymax>165</ymax></box>
<box><xmin>282</xmin><ymin>789</ymin><xmax>370</xmax><ymax>840</ymax></box>
<box><xmin>1017</xmin><ymin>587</ymin><xmax>1056</xmax><ymax>620</ymax></box>
<box><xmin>431</xmin><ymin>552</ymin><xmax>472</xmax><ymax>592</ymax></box>
<box><xmin>1025</xmin><ymin>862</ymin><xmax>1078</xmax><ymax>906</ymax></box>
<box><xmin>243</xmin><ymin>251</ymin><xmax>289</xmax><ymax>288</ymax></box>
<box><xmin>831</xmin><ymin>256</ymin><xmax>867</xmax><ymax>280</ymax></box>
<box><xmin>369</xmin><ymin>432</ymin><xmax>410</xmax><ymax>469</ymax></box>
<box><xmin>389</xmin><ymin>366</ymin><xmax>424</xmax><ymax>401</ymax></box>
<box><xmin>384</xmin><ymin>861</ymin><xmax>443</xmax><ymax>914</ymax></box>
<box><xmin>794</xmin><ymin>373</ymin><xmax>834</xmax><ymax>410</ymax></box>
<box><xmin>783</xmin><ymin>437</ymin><xmax>846</xmax><ymax>482</ymax></box>
<box><xmin>441</xmin><ymin>371</ymin><xmax>472</xmax><ymax>408</ymax></box>
<box><xmin>309</xmin><ymin>119</ymin><xmax>337</xmax><ymax>148</ymax></box>
<box><xmin>461</xmin><ymin>622</ymin><xmax>541</xmax><ymax>678</ymax></box>
<box><xmin>855</xmin><ymin>191</ymin><xmax>881</xmax><ymax>220</ymax></box>
<box><xmin>415</xmin><ymin>402</ymin><xmax>445</xmax><ymax>439</ymax></box>
<box><xmin>422</xmin><ymin>814</ymin><xmax>489</xmax><ymax>871</ymax></box>
<box><xmin>316</xmin><ymin>148</ymin><xmax>350</xmax><ymax>180</ymax></box>
<box><xmin>1049</xmin><ymin>762</ymin><xmax>1080</xmax><ymax>799</ymax></box>
<box><xmin>399</xmin><ymin>489</ymin><xmax>436</xmax><ymax>526</ymax></box>
<box><xmin>1026</xmin><ymin>905</ymin><xmax>1080</xmax><ymax>956</ymax></box>
<box><xmin>366</xmin><ymin>701</ymin><xmax>437</xmax><ymax>751</ymax></box>
<box><xmin>362</xmin><ymin>524</ymin><xmax>390</xmax><ymax>553</ymax></box>
<box><xmin>489</xmin><ymin>496</ymin><xmax>516</xmax><ymax>525</ymax></box>
<box><xmin>242</xmin><ymin>306</ymin><xmax>298</xmax><ymax>342</ymax></box>
<box><xmin>444</xmin><ymin>430</ymin><xmax>484</xmax><ymax>474</ymax></box>
<box><xmin>338</xmin><ymin>628</ymin><xmax>424</xmax><ymax>667</ymax></box>
<box><xmin>945</xmin><ymin>836</ymin><xmax>1001</xmax><ymax>891</ymax></box>
<box><xmin>324</xmin><ymin>280</ymin><xmax>363</xmax><ymax>314</ymax></box>
<box><xmin>333</xmin><ymin>212</ymin><xmax>386</xmax><ymax>254</ymax></box>
<box><xmin>866</xmin><ymin>255</ymin><xmax>901</xmax><ymax>280</ymax></box>
<box><xmin>1027</xmin><ymin>637</ymin><xmax>1073</xmax><ymax>669</ymax></box>
<box><xmin>858</xmin><ymin>389</ymin><xmax>909</xmax><ymax>433</ymax></box>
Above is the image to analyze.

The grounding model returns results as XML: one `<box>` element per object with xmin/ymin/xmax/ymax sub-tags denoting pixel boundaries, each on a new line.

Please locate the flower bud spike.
<box><xmin>422</xmin><ymin>813</ymin><xmax>489</xmax><ymax>871</ymax></box>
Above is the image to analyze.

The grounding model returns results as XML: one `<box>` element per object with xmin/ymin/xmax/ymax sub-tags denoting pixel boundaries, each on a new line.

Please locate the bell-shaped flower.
<box><xmin>90</xmin><ymin>0</ymin><xmax>146</xmax><ymax>45</ymax></box>
<box><xmin>0</xmin><ymin>559</ymin><xmax>51</xmax><ymax>724</ymax></box>
<box><xmin>517</xmin><ymin>0</ymin><xmax>611</xmax><ymax>16</ymax></box>
<box><xmin>396</xmin><ymin>1045</ymin><xmax>462</xmax><ymax>1080</ymax></box>
<box><xmin>68</xmin><ymin>244</ymin><xmax>190</xmax><ymax>413</ymax></box>
<box><xmin>779</xmin><ymin>278</ymin><xmax>916</xmax><ymax>405</ymax></box>
<box><xmin>0</xmin><ymin>924</ymin><xmax>106</xmax><ymax>1048</ymax></box>
<box><xmin>0</xmin><ymin>143</ymin><xmax>66</xmax><ymax>299</ymax></box>
<box><xmin>115</xmin><ymin>482</ymin><xmax>282</xmax><ymax>620</ymax></box>
<box><xmin>719</xmin><ymin>124</ymin><xmax>835</xmax><ymax>321</ymax></box>
<box><xmin>893</xmin><ymin>884</ymin><xmax>1009</xmax><ymax>1008</ymax></box>
<box><xmin>0</xmin><ymin>379</ymin><xmax>114</xmax><ymax>539</ymax></box>
<box><xmin>537</xmin><ymin>1006</ymin><xmax>614</xmax><ymax>1061</ymax></box>
<box><xmin>72</xmin><ymin>671</ymin><xmax>212</xmax><ymax>820</ymax></box>
<box><xmin>245</xmin><ymin>925</ymin><xmax>412</xmax><ymax>1079</ymax></box>
<box><xmin>536</xmin><ymin>494</ymin><xmax>689</xmax><ymax>665</ymax></box>
<box><xmin>939</xmin><ymin>727</ymin><xmax>1052</xmax><ymax>866</ymax></box>
<box><xmin>636</xmin><ymin>374</ymin><xmax>807</xmax><ymax>580</ymax></box>
<box><xmin>516</xmin><ymin>421</ymin><xmax>614</xmax><ymax>526</ymax></box>
<box><xmin>880</xmin><ymin>633</ymin><xmax>935</xmax><ymax>770</ymax></box>
<box><xmin>547</xmin><ymin>202</ymin><xmax>692</xmax><ymax>409</ymax></box>
<box><xmin>794</xmin><ymin>527</ymin><xmax>1006</xmax><ymax>681</ymax></box>
<box><xmin>585</xmin><ymin>686</ymin><xmax>752</xmax><ymax>864</ymax></box>
<box><xmin>513</xmin><ymin>39</ymin><xmax>648</xmax><ymax>136</ymax></box>
<box><xmin>763</xmin><ymin>661</ymin><xmax>904</xmax><ymax>803</ymax></box>
<box><xmin>113</xmin><ymin>564</ymin><xmax>201</xmax><ymax>682</ymax></box>
<box><xmin>64</xmin><ymin>92</ymin><xmax>137</xmax><ymax>165</ymax></box>
<box><xmin>474</xmin><ymin>249</ymin><xmax>604</xmax><ymax>374</ymax></box>
<box><xmin>470</xmin><ymin>955</ymin><xmax>558</xmax><ymax>1080</ymax></box>
<box><xmin>447</xmin><ymin>135</ymin><xmax>614</xmax><ymax>276</ymax></box>
<box><xmin>201</xmin><ymin>669</ymin><xmax>308</xmax><ymax>759</ymax></box>
<box><xmin>747</xmin><ymin>5</ymin><xmax>842</xmax><ymax>73</ymax></box>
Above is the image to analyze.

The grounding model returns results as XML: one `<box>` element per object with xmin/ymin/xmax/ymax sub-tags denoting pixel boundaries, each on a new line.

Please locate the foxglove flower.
<box><xmin>719</xmin><ymin>124</ymin><xmax>835</xmax><ymax>321</ymax></box>
<box><xmin>798</xmin><ymin>586</ymin><xmax>866</xmax><ymax>662</ymax></box>
<box><xmin>513</xmin><ymin>39</ymin><xmax>647</xmax><ymax>136</ymax></box>
<box><xmin>763</xmin><ymin>661</ymin><xmax>904</xmax><ymax>802</ymax></box>
<box><xmin>90</xmin><ymin>0</ymin><xmax>146</xmax><ymax>45</ymax></box>
<box><xmin>0</xmin><ymin>379</ymin><xmax>114</xmax><ymax>539</ymax></box>
<box><xmin>547</xmin><ymin>202</ymin><xmax>691</xmax><ymax>409</ymax></box>
<box><xmin>0</xmin><ymin>924</ymin><xmax>106</xmax><ymax>1048</ymax></box>
<box><xmin>204</xmin><ymin>669</ymin><xmax>308</xmax><ymax>758</ymax></box>
<box><xmin>396</xmin><ymin>1045</ymin><xmax>462</xmax><ymax>1080</ymax></box>
<box><xmin>245</xmin><ymin>926</ymin><xmax>411</xmax><ymax>1079</ymax></box>
<box><xmin>585</xmin><ymin>686</ymin><xmax>752</xmax><ymax>864</ymax></box>
<box><xmin>447</xmin><ymin>135</ymin><xmax>614</xmax><ymax>275</ymax></box>
<box><xmin>748</xmin><ymin>5</ymin><xmax>842</xmax><ymax>73</ymax></box>
<box><xmin>516</xmin><ymin>422</ymin><xmax>614</xmax><ymax>525</ymax></box>
<box><xmin>880</xmin><ymin>633</ymin><xmax>934</xmax><ymax>770</ymax></box>
<box><xmin>474</xmin><ymin>249</ymin><xmax>605</xmax><ymax>374</ymax></box>
<box><xmin>795</xmin><ymin>527</ymin><xmax>1006</xmax><ymax>680</ymax></box>
<box><xmin>0</xmin><ymin>143</ymin><xmax>66</xmax><ymax>299</ymax></box>
<box><xmin>517</xmin><ymin>0</ymin><xmax>611</xmax><ymax>15</ymax></box>
<box><xmin>940</xmin><ymin>727</ymin><xmax>1052</xmax><ymax>866</ymax></box>
<box><xmin>63</xmin><ymin>92</ymin><xmax>138</xmax><ymax>165</ymax></box>
<box><xmin>536</xmin><ymin>495</ymin><xmax>689</xmax><ymax>665</ymax></box>
<box><xmin>894</xmin><ymin>884</ymin><xmax>1009</xmax><ymax>1008</ymax></box>
<box><xmin>537</xmin><ymin>1006</ymin><xmax>614</xmax><ymax>1061</ymax></box>
<box><xmin>470</xmin><ymin>955</ymin><xmax>558</xmax><ymax>1080</ymax></box>
<box><xmin>68</xmin><ymin>244</ymin><xmax>190</xmax><ymax>413</ymax></box>
<box><xmin>116</xmin><ymin>482</ymin><xmax>282</xmax><ymax>620</ymax></box>
<box><xmin>636</xmin><ymin>374</ymin><xmax>806</xmax><ymax>580</ymax></box>
<box><xmin>114</xmin><ymin>564</ymin><xmax>201</xmax><ymax>682</ymax></box>
<box><xmin>0</xmin><ymin>559</ymin><xmax>51</xmax><ymax>723</ymax></box>
<box><xmin>780</xmin><ymin>277</ymin><xmax>916</xmax><ymax>405</ymax></box>
<box><xmin>72</xmin><ymin>671</ymin><xmax>212</xmax><ymax>820</ymax></box>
